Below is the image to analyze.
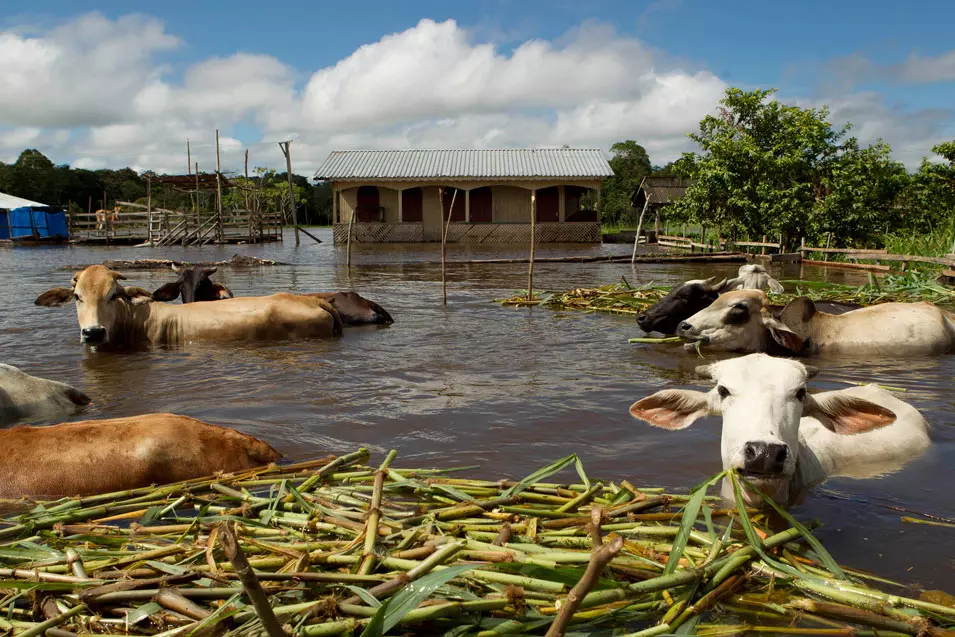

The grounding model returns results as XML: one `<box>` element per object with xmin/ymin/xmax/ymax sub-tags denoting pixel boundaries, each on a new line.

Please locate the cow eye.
<box><xmin>732</xmin><ymin>302</ymin><xmax>748</xmax><ymax>311</ymax></box>
<box><xmin>717</xmin><ymin>385</ymin><xmax>730</xmax><ymax>399</ymax></box>
<box><xmin>73</xmin><ymin>294</ymin><xmax>82</xmax><ymax>303</ymax></box>
<box><xmin>795</xmin><ymin>388</ymin><xmax>807</xmax><ymax>401</ymax></box>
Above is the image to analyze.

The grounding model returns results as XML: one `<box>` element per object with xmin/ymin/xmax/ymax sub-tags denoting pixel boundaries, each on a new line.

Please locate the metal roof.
<box><xmin>0</xmin><ymin>192</ymin><xmax>46</xmax><ymax>211</ymax></box>
<box><xmin>313</xmin><ymin>148</ymin><xmax>613</xmax><ymax>181</ymax></box>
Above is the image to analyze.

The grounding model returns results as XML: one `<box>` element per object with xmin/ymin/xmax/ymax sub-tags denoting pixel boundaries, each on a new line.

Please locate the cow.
<box><xmin>636</xmin><ymin>264</ymin><xmax>854</xmax><ymax>335</ymax></box>
<box><xmin>1</xmin><ymin>364</ymin><xmax>91</xmax><ymax>426</ymax></box>
<box><xmin>628</xmin><ymin>354</ymin><xmax>930</xmax><ymax>507</ymax></box>
<box><xmin>0</xmin><ymin>414</ymin><xmax>281</xmax><ymax>499</ymax></box>
<box><xmin>152</xmin><ymin>266</ymin><xmax>394</xmax><ymax>326</ymax></box>
<box><xmin>94</xmin><ymin>205</ymin><xmax>120</xmax><ymax>231</ymax></box>
<box><xmin>152</xmin><ymin>265</ymin><xmax>234</xmax><ymax>303</ymax></box>
<box><xmin>676</xmin><ymin>289</ymin><xmax>955</xmax><ymax>356</ymax></box>
<box><xmin>34</xmin><ymin>265</ymin><xmax>343</xmax><ymax>348</ymax></box>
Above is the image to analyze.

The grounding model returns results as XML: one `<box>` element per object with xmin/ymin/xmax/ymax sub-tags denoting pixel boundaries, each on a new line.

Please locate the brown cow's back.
<box><xmin>0</xmin><ymin>414</ymin><xmax>281</xmax><ymax>499</ymax></box>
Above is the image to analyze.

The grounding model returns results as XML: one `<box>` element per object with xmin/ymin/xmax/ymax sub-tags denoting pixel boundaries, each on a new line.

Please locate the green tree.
<box><xmin>600</xmin><ymin>140</ymin><xmax>652</xmax><ymax>225</ymax></box>
<box><xmin>672</xmin><ymin>88</ymin><xmax>848</xmax><ymax>246</ymax></box>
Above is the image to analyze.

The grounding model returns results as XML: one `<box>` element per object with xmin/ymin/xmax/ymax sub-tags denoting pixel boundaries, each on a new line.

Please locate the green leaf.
<box><xmin>344</xmin><ymin>585</ymin><xmax>382</xmax><ymax>608</ymax></box>
<box><xmin>125</xmin><ymin>602</ymin><xmax>162</xmax><ymax>626</ymax></box>
<box><xmin>502</xmin><ymin>455</ymin><xmax>579</xmax><ymax>498</ymax></box>
<box><xmin>665</xmin><ymin>471</ymin><xmax>724</xmax><ymax>576</ymax></box>
<box><xmin>368</xmin><ymin>564</ymin><xmax>474</xmax><ymax>635</ymax></box>
<box><xmin>573</xmin><ymin>456</ymin><xmax>591</xmax><ymax>491</ymax></box>
<box><xmin>140</xmin><ymin>506</ymin><xmax>163</xmax><ymax>526</ymax></box>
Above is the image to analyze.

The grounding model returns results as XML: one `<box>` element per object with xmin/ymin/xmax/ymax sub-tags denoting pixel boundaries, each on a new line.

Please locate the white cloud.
<box><xmin>896</xmin><ymin>50</ymin><xmax>955</xmax><ymax>84</ymax></box>
<box><xmin>0</xmin><ymin>13</ymin><xmax>949</xmax><ymax>176</ymax></box>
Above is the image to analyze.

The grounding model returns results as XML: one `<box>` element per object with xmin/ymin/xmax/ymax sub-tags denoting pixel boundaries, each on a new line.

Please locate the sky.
<box><xmin>2</xmin><ymin>0</ymin><xmax>954</xmax><ymax>177</ymax></box>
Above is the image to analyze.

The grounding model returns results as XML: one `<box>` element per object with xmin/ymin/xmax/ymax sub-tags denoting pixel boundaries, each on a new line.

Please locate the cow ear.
<box><xmin>109</xmin><ymin>270</ymin><xmax>127</xmax><ymax>281</ymax></box>
<box><xmin>629</xmin><ymin>389</ymin><xmax>713</xmax><ymax>430</ymax></box>
<box><xmin>123</xmin><ymin>286</ymin><xmax>154</xmax><ymax>305</ymax></box>
<box><xmin>212</xmin><ymin>283</ymin><xmax>234</xmax><ymax>299</ymax></box>
<box><xmin>35</xmin><ymin>287</ymin><xmax>74</xmax><ymax>307</ymax></box>
<box><xmin>152</xmin><ymin>281</ymin><xmax>182</xmax><ymax>302</ymax></box>
<box><xmin>766</xmin><ymin>276</ymin><xmax>785</xmax><ymax>294</ymax></box>
<box><xmin>779</xmin><ymin>297</ymin><xmax>816</xmax><ymax>330</ymax></box>
<box><xmin>764</xmin><ymin>314</ymin><xmax>806</xmax><ymax>354</ymax></box>
<box><xmin>806</xmin><ymin>393</ymin><xmax>896</xmax><ymax>435</ymax></box>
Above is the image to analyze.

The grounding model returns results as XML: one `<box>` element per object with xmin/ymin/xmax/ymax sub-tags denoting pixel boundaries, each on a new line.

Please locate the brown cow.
<box><xmin>0</xmin><ymin>414</ymin><xmax>281</xmax><ymax>499</ymax></box>
<box><xmin>35</xmin><ymin>265</ymin><xmax>342</xmax><ymax>347</ymax></box>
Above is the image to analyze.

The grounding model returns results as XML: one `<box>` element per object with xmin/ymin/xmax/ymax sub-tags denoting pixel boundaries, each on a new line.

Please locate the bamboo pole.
<box><xmin>632</xmin><ymin>190</ymin><xmax>652</xmax><ymax>263</ymax></box>
<box><xmin>218</xmin><ymin>522</ymin><xmax>286</xmax><ymax>637</ymax></box>
<box><xmin>441</xmin><ymin>188</ymin><xmax>458</xmax><ymax>305</ymax></box>
<box><xmin>346</xmin><ymin>206</ymin><xmax>355</xmax><ymax>268</ymax></box>
<box><xmin>215</xmin><ymin>129</ymin><xmax>223</xmax><ymax>243</ymax></box>
<box><xmin>279</xmin><ymin>141</ymin><xmax>300</xmax><ymax>245</ymax></box>
<box><xmin>527</xmin><ymin>191</ymin><xmax>536</xmax><ymax>302</ymax></box>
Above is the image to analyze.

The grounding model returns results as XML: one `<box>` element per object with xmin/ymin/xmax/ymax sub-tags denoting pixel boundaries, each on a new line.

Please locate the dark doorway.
<box><xmin>356</xmin><ymin>186</ymin><xmax>381</xmax><ymax>221</ymax></box>
<box><xmin>401</xmin><ymin>187</ymin><xmax>423</xmax><ymax>222</ymax></box>
<box><xmin>469</xmin><ymin>187</ymin><xmax>492</xmax><ymax>222</ymax></box>
<box><xmin>442</xmin><ymin>187</ymin><xmax>466</xmax><ymax>221</ymax></box>
<box><xmin>536</xmin><ymin>187</ymin><xmax>559</xmax><ymax>222</ymax></box>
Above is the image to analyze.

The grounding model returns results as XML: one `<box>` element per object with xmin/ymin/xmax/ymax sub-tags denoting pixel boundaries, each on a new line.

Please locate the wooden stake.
<box><xmin>346</xmin><ymin>205</ymin><xmax>355</xmax><ymax>268</ymax></box>
<box><xmin>528</xmin><ymin>191</ymin><xmax>537</xmax><ymax>302</ymax></box>
<box><xmin>442</xmin><ymin>188</ymin><xmax>458</xmax><ymax>305</ymax></box>
<box><xmin>545</xmin><ymin>536</ymin><xmax>623</xmax><ymax>637</ymax></box>
<box><xmin>218</xmin><ymin>522</ymin><xmax>286</xmax><ymax>637</ymax></box>
<box><xmin>146</xmin><ymin>176</ymin><xmax>152</xmax><ymax>245</ymax></box>
<box><xmin>279</xmin><ymin>141</ymin><xmax>300</xmax><ymax>245</ymax></box>
<box><xmin>186</xmin><ymin>139</ymin><xmax>192</xmax><ymax>175</ymax></box>
<box><xmin>632</xmin><ymin>191</ymin><xmax>651</xmax><ymax>263</ymax></box>
<box><xmin>215</xmin><ymin>129</ymin><xmax>223</xmax><ymax>243</ymax></box>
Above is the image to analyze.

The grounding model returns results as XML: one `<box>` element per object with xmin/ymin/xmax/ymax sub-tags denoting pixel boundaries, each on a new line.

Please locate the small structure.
<box><xmin>631</xmin><ymin>177</ymin><xmax>693</xmax><ymax>222</ymax></box>
<box><xmin>0</xmin><ymin>192</ymin><xmax>68</xmax><ymax>243</ymax></box>
<box><xmin>314</xmin><ymin>148</ymin><xmax>613</xmax><ymax>244</ymax></box>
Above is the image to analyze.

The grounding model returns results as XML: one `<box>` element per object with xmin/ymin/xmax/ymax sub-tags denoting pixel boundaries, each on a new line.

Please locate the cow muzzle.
<box><xmin>81</xmin><ymin>326</ymin><xmax>108</xmax><ymax>345</ymax></box>
<box><xmin>741</xmin><ymin>441</ymin><xmax>789</xmax><ymax>476</ymax></box>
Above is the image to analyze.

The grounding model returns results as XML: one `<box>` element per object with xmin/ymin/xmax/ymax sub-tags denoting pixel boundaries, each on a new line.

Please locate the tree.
<box><xmin>600</xmin><ymin>140</ymin><xmax>652</xmax><ymax>225</ymax></box>
<box><xmin>671</xmin><ymin>88</ymin><xmax>849</xmax><ymax>246</ymax></box>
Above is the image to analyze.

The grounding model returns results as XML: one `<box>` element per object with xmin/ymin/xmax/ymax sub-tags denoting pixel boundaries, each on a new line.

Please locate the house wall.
<box><xmin>421</xmin><ymin>186</ymin><xmax>443</xmax><ymax>241</ymax></box>
<box><xmin>379</xmin><ymin>187</ymin><xmax>399</xmax><ymax>223</ymax></box>
<box><xmin>492</xmin><ymin>185</ymin><xmax>532</xmax><ymax>222</ymax></box>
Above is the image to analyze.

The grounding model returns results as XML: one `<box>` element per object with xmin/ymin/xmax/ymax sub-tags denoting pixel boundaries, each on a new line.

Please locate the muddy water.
<box><xmin>1</xmin><ymin>230</ymin><xmax>953</xmax><ymax>589</ymax></box>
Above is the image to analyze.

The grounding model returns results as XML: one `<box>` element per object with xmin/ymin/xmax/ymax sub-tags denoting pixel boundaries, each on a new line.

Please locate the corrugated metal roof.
<box><xmin>313</xmin><ymin>148</ymin><xmax>614</xmax><ymax>181</ymax></box>
<box><xmin>0</xmin><ymin>192</ymin><xmax>46</xmax><ymax>211</ymax></box>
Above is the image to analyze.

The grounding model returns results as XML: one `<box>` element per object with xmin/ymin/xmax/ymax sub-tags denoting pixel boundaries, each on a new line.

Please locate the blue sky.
<box><xmin>2</xmin><ymin>1</ymin><xmax>953</xmax><ymax>174</ymax></box>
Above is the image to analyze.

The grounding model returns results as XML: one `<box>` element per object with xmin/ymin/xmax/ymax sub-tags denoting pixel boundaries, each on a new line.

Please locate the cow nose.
<box><xmin>636</xmin><ymin>313</ymin><xmax>648</xmax><ymax>327</ymax></box>
<box><xmin>677</xmin><ymin>321</ymin><xmax>693</xmax><ymax>334</ymax></box>
<box><xmin>742</xmin><ymin>441</ymin><xmax>789</xmax><ymax>475</ymax></box>
<box><xmin>81</xmin><ymin>326</ymin><xmax>107</xmax><ymax>344</ymax></box>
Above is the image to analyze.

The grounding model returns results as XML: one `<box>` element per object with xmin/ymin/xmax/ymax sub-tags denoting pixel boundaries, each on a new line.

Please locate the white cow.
<box><xmin>628</xmin><ymin>354</ymin><xmax>930</xmax><ymax>507</ymax></box>
<box><xmin>724</xmin><ymin>264</ymin><xmax>784</xmax><ymax>294</ymax></box>
<box><xmin>0</xmin><ymin>364</ymin><xmax>91</xmax><ymax>425</ymax></box>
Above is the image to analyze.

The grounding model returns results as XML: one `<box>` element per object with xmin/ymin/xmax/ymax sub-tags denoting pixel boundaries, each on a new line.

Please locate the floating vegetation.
<box><xmin>0</xmin><ymin>450</ymin><xmax>952</xmax><ymax>636</ymax></box>
<box><xmin>495</xmin><ymin>270</ymin><xmax>954</xmax><ymax>316</ymax></box>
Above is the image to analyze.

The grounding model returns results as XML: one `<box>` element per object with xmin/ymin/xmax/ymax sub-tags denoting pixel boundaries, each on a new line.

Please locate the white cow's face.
<box><xmin>629</xmin><ymin>354</ymin><xmax>896</xmax><ymax>506</ymax></box>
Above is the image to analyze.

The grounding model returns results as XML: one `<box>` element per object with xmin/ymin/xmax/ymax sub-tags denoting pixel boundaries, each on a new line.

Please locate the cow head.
<box><xmin>322</xmin><ymin>292</ymin><xmax>394</xmax><ymax>325</ymax></box>
<box><xmin>636</xmin><ymin>276</ymin><xmax>728</xmax><ymax>334</ymax></box>
<box><xmin>628</xmin><ymin>354</ymin><xmax>897</xmax><ymax>506</ymax></box>
<box><xmin>34</xmin><ymin>265</ymin><xmax>152</xmax><ymax>345</ymax></box>
<box><xmin>676</xmin><ymin>289</ymin><xmax>806</xmax><ymax>354</ymax></box>
<box><xmin>152</xmin><ymin>266</ymin><xmax>233</xmax><ymax>303</ymax></box>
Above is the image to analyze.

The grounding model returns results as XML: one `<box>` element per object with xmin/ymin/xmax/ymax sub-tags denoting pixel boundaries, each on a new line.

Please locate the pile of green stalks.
<box><xmin>0</xmin><ymin>450</ymin><xmax>952</xmax><ymax>636</ymax></box>
<box><xmin>495</xmin><ymin>271</ymin><xmax>954</xmax><ymax>317</ymax></box>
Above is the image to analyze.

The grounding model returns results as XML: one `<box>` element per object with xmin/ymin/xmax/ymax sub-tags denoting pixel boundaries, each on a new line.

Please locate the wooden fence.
<box><xmin>799</xmin><ymin>239</ymin><xmax>955</xmax><ymax>276</ymax></box>
<box><xmin>69</xmin><ymin>202</ymin><xmax>283</xmax><ymax>245</ymax></box>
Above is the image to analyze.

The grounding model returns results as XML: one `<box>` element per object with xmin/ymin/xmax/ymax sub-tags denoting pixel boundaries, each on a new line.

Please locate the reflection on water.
<box><xmin>0</xmin><ymin>229</ymin><xmax>953</xmax><ymax>588</ymax></box>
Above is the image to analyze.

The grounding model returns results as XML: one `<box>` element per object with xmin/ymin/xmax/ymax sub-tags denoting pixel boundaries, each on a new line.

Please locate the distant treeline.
<box><xmin>601</xmin><ymin>88</ymin><xmax>955</xmax><ymax>249</ymax></box>
<box><xmin>0</xmin><ymin>150</ymin><xmax>333</xmax><ymax>225</ymax></box>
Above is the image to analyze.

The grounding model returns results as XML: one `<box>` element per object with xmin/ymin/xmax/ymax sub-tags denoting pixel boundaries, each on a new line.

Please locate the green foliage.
<box><xmin>0</xmin><ymin>149</ymin><xmax>333</xmax><ymax>224</ymax></box>
<box><xmin>600</xmin><ymin>140</ymin><xmax>652</xmax><ymax>226</ymax></box>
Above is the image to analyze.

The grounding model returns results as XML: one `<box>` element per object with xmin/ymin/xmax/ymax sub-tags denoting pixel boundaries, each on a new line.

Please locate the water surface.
<box><xmin>1</xmin><ymin>230</ymin><xmax>952</xmax><ymax>589</ymax></box>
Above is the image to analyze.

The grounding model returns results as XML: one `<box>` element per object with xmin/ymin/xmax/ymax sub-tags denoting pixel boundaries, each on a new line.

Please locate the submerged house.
<box><xmin>313</xmin><ymin>148</ymin><xmax>613</xmax><ymax>244</ymax></box>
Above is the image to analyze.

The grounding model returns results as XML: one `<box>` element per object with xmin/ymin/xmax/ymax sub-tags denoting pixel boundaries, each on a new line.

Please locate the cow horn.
<box><xmin>704</xmin><ymin>277</ymin><xmax>727</xmax><ymax>292</ymax></box>
<box><xmin>171</xmin><ymin>263</ymin><xmax>182</xmax><ymax>273</ymax></box>
<box><xmin>204</xmin><ymin>266</ymin><xmax>218</xmax><ymax>275</ymax></box>
<box><xmin>694</xmin><ymin>364</ymin><xmax>714</xmax><ymax>380</ymax></box>
<box><xmin>804</xmin><ymin>365</ymin><xmax>820</xmax><ymax>379</ymax></box>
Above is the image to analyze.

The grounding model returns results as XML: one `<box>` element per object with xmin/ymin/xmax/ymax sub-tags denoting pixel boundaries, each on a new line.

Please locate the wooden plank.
<box><xmin>770</xmin><ymin>252</ymin><xmax>802</xmax><ymax>263</ymax></box>
<box><xmin>847</xmin><ymin>253</ymin><xmax>955</xmax><ymax>267</ymax></box>
<box><xmin>731</xmin><ymin>241</ymin><xmax>781</xmax><ymax>248</ymax></box>
<box><xmin>801</xmin><ymin>246</ymin><xmax>888</xmax><ymax>254</ymax></box>
<box><xmin>802</xmin><ymin>259</ymin><xmax>890</xmax><ymax>272</ymax></box>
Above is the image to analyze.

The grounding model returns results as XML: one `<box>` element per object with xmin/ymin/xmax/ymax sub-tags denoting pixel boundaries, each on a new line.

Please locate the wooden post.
<box><xmin>631</xmin><ymin>192</ymin><xmax>651</xmax><ymax>263</ymax></box>
<box><xmin>527</xmin><ymin>191</ymin><xmax>536</xmax><ymax>302</ymax></box>
<box><xmin>346</xmin><ymin>205</ymin><xmax>355</xmax><ymax>268</ymax></box>
<box><xmin>192</xmin><ymin>162</ymin><xmax>199</xmax><ymax>246</ymax></box>
<box><xmin>186</xmin><ymin>139</ymin><xmax>192</xmax><ymax>174</ymax></box>
<box><xmin>761</xmin><ymin>235</ymin><xmax>767</xmax><ymax>256</ymax></box>
<box><xmin>441</xmin><ymin>188</ymin><xmax>458</xmax><ymax>305</ymax></box>
<box><xmin>464</xmin><ymin>188</ymin><xmax>470</xmax><ymax>222</ymax></box>
<box><xmin>397</xmin><ymin>188</ymin><xmax>403</xmax><ymax>222</ymax></box>
<box><xmin>215</xmin><ymin>129</ymin><xmax>224</xmax><ymax>243</ymax></box>
<box><xmin>279</xmin><ymin>141</ymin><xmax>300</xmax><ymax>245</ymax></box>
<box><xmin>146</xmin><ymin>176</ymin><xmax>152</xmax><ymax>244</ymax></box>
<box><xmin>332</xmin><ymin>188</ymin><xmax>338</xmax><ymax>224</ymax></box>
<box><xmin>824</xmin><ymin>233</ymin><xmax>832</xmax><ymax>262</ymax></box>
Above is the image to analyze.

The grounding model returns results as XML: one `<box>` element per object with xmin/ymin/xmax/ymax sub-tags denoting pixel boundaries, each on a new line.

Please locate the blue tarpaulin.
<box><xmin>5</xmin><ymin>207</ymin><xmax>68</xmax><ymax>240</ymax></box>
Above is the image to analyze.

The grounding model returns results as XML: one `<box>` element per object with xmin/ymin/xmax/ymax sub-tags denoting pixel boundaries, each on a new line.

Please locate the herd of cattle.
<box><xmin>1</xmin><ymin>262</ymin><xmax>952</xmax><ymax>507</ymax></box>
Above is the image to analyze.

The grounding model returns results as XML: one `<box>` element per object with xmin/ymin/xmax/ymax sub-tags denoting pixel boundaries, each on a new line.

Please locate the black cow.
<box><xmin>637</xmin><ymin>277</ymin><xmax>727</xmax><ymax>335</ymax></box>
<box><xmin>152</xmin><ymin>266</ymin><xmax>233</xmax><ymax>304</ymax></box>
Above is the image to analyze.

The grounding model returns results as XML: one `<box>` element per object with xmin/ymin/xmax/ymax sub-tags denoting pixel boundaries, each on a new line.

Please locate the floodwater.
<box><xmin>1</xmin><ymin>229</ymin><xmax>953</xmax><ymax>590</ymax></box>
